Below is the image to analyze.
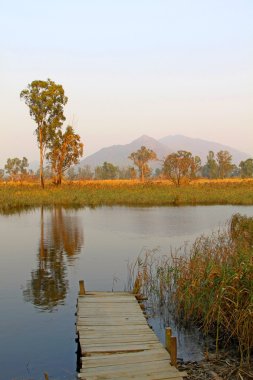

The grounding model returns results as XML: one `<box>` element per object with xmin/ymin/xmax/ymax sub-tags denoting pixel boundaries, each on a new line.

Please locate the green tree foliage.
<box><xmin>216</xmin><ymin>150</ymin><xmax>233</xmax><ymax>178</ymax></box>
<box><xmin>154</xmin><ymin>168</ymin><xmax>162</xmax><ymax>178</ymax></box>
<box><xmin>77</xmin><ymin>165</ymin><xmax>94</xmax><ymax>180</ymax></box>
<box><xmin>118</xmin><ymin>166</ymin><xmax>136</xmax><ymax>179</ymax></box>
<box><xmin>129</xmin><ymin>167</ymin><xmax>137</xmax><ymax>179</ymax></box>
<box><xmin>4</xmin><ymin>157</ymin><xmax>29</xmax><ymax>181</ymax></box>
<box><xmin>239</xmin><ymin>158</ymin><xmax>253</xmax><ymax>178</ymax></box>
<box><xmin>95</xmin><ymin>162</ymin><xmax>119</xmax><ymax>180</ymax></box>
<box><xmin>128</xmin><ymin>146</ymin><xmax>157</xmax><ymax>181</ymax></box>
<box><xmin>20</xmin><ymin>79</ymin><xmax>68</xmax><ymax>188</ymax></box>
<box><xmin>163</xmin><ymin>150</ymin><xmax>201</xmax><ymax>186</ymax></box>
<box><xmin>47</xmin><ymin>126</ymin><xmax>83</xmax><ymax>185</ymax></box>
<box><xmin>0</xmin><ymin>169</ymin><xmax>4</xmax><ymax>180</ymax></box>
<box><xmin>230</xmin><ymin>164</ymin><xmax>240</xmax><ymax>178</ymax></box>
<box><xmin>66</xmin><ymin>167</ymin><xmax>77</xmax><ymax>180</ymax></box>
<box><xmin>202</xmin><ymin>151</ymin><xmax>218</xmax><ymax>178</ymax></box>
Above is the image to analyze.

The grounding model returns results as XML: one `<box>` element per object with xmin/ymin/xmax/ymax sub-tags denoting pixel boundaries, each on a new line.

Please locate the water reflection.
<box><xmin>23</xmin><ymin>207</ymin><xmax>84</xmax><ymax>311</ymax></box>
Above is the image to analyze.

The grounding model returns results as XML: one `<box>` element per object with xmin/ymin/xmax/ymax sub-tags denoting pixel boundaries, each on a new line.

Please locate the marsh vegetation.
<box><xmin>129</xmin><ymin>214</ymin><xmax>253</xmax><ymax>372</ymax></box>
<box><xmin>0</xmin><ymin>179</ymin><xmax>253</xmax><ymax>212</ymax></box>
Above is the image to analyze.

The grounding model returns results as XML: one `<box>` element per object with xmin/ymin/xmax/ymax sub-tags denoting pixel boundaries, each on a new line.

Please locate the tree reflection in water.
<box><xmin>23</xmin><ymin>206</ymin><xmax>84</xmax><ymax>311</ymax></box>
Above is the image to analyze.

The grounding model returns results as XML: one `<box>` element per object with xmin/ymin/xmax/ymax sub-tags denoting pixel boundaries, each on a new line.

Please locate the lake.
<box><xmin>1</xmin><ymin>205</ymin><xmax>253</xmax><ymax>380</ymax></box>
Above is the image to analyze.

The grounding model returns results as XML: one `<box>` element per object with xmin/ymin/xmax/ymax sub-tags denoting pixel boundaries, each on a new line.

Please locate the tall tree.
<box><xmin>47</xmin><ymin>126</ymin><xmax>83</xmax><ymax>185</ymax></box>
<box><xmin>118</xmin><ymin>166</ymin><xmax>136</xmax><ymax>179</ymax></box>
<box><xmin>239</xmin><ymin>158</ymin><xmax>253</xmax><ymax>178</ymax></box>
<box><xmin>128</xmin><ymin>146</ymin><xmax>157</xmax><ymax>181</ymax></box>
<box><xmin>95</xmin><ymin>162</ymin><xmax>119</xmax><ymax>180</ymax></box>
<box><xmin>163</xmin><ymin>150</ymin><xmax>201</xmax><ymax>186</ymax></box>
<box><xmin>4</xmin><ymin>157</ymin><xmax>29</xmax><ymax>181</ymax></box>
<box><xmin>202</xmin><ymin>151</ymin><xmax>218</xmax><ymax>178</ymax></box>
<box><xmin>216</xmin><ymin>150</ymin><xmax>233</xmax><ymax>178</ymax></box>
<box><xmin>77</xmin><ymin>165</ymin><xmax>94</xmax><ymax>180</ymax></box>
<box><xmin>20</xmin><ymin>79</ymin><xmax>68</xmax><ymax>188</ymax></box>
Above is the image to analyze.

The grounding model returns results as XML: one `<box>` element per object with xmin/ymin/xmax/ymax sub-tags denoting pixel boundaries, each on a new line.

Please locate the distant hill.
<box><xmin>79</xmin><ymin>134</ymin><xmax>250</xmax><ymax>169</ymax></box>
<box><xmin>159</xmin><ymin>135</ymin><xmax>249</xmax><ymax>165</ymax></box>
<box><xmin>79</xmin><ymin>135</ymin><xmax>169</xmax><ymax>169</ymax></box>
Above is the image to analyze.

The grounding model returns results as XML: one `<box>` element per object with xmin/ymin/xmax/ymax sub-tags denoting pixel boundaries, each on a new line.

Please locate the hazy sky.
<box><xmin>0</xmin><ymin>0</ymin><xmax>252</xmax><ymax>167</ymax></box>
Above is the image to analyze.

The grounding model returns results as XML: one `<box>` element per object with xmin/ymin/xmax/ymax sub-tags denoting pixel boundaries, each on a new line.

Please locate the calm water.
<box><xmin>1</xmin><ymin>205</ymin><xmax>253</xmax><ymax>380</ymax></box>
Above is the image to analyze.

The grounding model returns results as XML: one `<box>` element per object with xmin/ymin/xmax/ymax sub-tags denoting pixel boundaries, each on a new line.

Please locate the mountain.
<box><xmin>79</xmin><ymin>134</ymin><xmax>250</xmax><ymax>169</ymax></box>
<box><xmin>79</xmin><ymin>135</ymin><xmax>169</xmax><ymax>169</ymax></box>
<box><xmin>159</xmin><ymin>135</ymin><xmax>249</xmax><ymax>165</ymax></box>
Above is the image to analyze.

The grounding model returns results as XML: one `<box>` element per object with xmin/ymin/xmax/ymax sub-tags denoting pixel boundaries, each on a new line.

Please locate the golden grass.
<box><xmin>0</xmin><ymin>178</ymin><xmax>253</xmax><ymax>212</ymax></box>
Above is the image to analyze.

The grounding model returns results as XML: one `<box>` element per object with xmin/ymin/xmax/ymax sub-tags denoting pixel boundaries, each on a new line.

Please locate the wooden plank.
<box><xmin>77</xmin><ymin>326</ymin><xmax>152</xmax><ymax>333</ymax></box>
<box><xmin>80</xmin><ymin>359</ymin><xmax>182</xmax><ymax>374</ymax></box>
<box><xmin>78</xmin><ymin>296</ymin><xmax>138</xmax><ymax>302</ymax></box>
<box><xmin>78</xmin><ymin>309</ymin><xmax>145</xmax><ymax>313</ymax></box>
<box><xmin>80</xmin><ymin>332</ymin><xmax>155</xmax><ymax>339</ymax></box>
<box><xmin>81</xmin><ymin>342</ymin><xmax>163</xmax><ymax>352</ymax></box>
<box><xmin>84</xmin><ymin>292</ymin><xmax>134</xmax><ymax>296</ymax></box>
<box><xmin>79</xmin><ymin>373</ymin><xmax>187</xmax><ymax>380</ymax></box>
<box><xmin>80</xmin><ymin>336</ymin><xmax>160</xmax><ymax>345</ymax></box>
<box><xmin>77</xmin><ymin>320</ymin><xmax>147</xmax><ymax>326</ymax></box>
<box><xmin>81</xmin><ymin>349</ymin><xmax>171</xmax><ymax>368</ymax></box>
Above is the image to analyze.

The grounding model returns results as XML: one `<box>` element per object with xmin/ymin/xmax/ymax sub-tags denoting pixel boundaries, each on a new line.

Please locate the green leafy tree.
<box><xmin>163</xmin><ymin>150</ymin><xmax>201</xmax><ymax>186</ymax></box>
<box><xmin>118</xmin><ymin>166</ymin><xmax>136</xmax><ymax>179</ymax></box>
<box><xmin>4</xmin><ymin>157</ymin><xmax>29</xmax><ymax>181</ymax></box>
<box><xmin>66</xmin><ymin>167</ymin><xmax>77</xmax><ymax>180</ymax></box>
<box><xmin>216</xmin><ymin>150</ymin><xmax>233</xmax><ymax>178</ymax></box>
<box><xmin>20</xmin><ymin>79</ymin><xmax>68</xmax><ymax>188</ymax></box>
<box><xmin>95</xmin><ymin>162</ymin><xmax>119</xmax><ymax>179</ymax></box>
<box><xmin>154</xmin><ymin>168</ymin><xmax>162</xmax><ymax>178</ymax></box>
<box><xmin>47</xmin><ymin>126</ymin><xmax>83</xmax><ymax>185</ymax></box>
<box><xmin>239</xmin><ymin>158</ymin><xmax>253</xmax><ymax>178</ymax></box>
<box><xmin>128</xmin><ymin>146</ymin><xmax>157</xmax><ymax>181</ymax></box>
<box><xmin>129</xmin><ymin>166</ymin><xmax>137</xmax><ymax>179</ymax></box>
<box><xmin>77</xmin><ymin>165</ymin><xmax>94</xmax><ymax>180</ymax></box>
<box><xmin>0</xmin><ymin>169</ymin><xmax>4</xmax><ymax>180</ymax></box>
<box><xmin>202</xmin><ymin>151</ymin><xmax>218</xmax><ymax>178</ymax></box>
<box><xmin>230</xmin><ymin>164</ymin><xmax>240</xmax><ymax>178</ymax></box>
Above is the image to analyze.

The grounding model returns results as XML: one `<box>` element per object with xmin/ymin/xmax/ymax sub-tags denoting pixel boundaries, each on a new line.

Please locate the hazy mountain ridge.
<box><xmin>80</xmin><ymin>135</ymin><xmax>169</xmax><ymax>169</ymax></box>
<box><xmin>159</xmin><ymin>135</ymin><xmax>249</xmax><ymax>164</ymax></box>
<box><xmin>80</xmin><ymin>134</ymin><xmax>250</xmax><ymax>169</ymax></box>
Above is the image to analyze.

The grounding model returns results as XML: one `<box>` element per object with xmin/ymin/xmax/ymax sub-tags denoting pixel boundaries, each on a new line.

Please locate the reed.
<box><xmin>0</xmin><ymin>179</ymin><xmax>253</xmax><ymax>212</ymax></box>
<box><xmin>131</xmin><ymin>214</ymin><xmax>253</xmax><ymax>366</ymax></box>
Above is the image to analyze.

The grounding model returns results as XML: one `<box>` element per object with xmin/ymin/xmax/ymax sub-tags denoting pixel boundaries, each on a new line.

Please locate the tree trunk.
<box><xmin>141</xmin><ymin>165</ymin><xmax>144</xmax><ymax>182</ymax></box>
<box><xmin>39</xmin><ymin>128</ymin><xmax>45</xmax><ymax>189</ymax></box>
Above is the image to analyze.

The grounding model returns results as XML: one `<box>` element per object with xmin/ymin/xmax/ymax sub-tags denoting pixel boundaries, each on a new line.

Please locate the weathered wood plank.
<box><xmin>79</xmin><ymin>373</ymin><xmax>187</xmax><ymax>380</ymax></box>
<box><xmin>81</xmin><ymin>349</ymin><xmax>171</xmax><ymax>368</ymax></box>
<box><xmin>80</xmin><ymin>332</ymin><xmax>155</xmax><ymax>339</ymax></box>
<box><xmin>80</xmin><ymin>336</ymin><xmax>160</xmax><ymax>345</ymax></box>
<box><xmin>77</xmin><ymin>325</ymin><xmax>152</xmax><ymax>333</ymax></box>
<box><xmin>78</xmin><ymin>296</ymin><xmax>138</xmax><ymax>302</ymax></box>
<box><xmin>80</xmin><ymin>359</ymin><xmax>183</xmax><ymax>374</ymax></box>
<box><xmin>81</xmin><ymin>342</ymin><xmax>163</xmax><ymax>355</ymax></box>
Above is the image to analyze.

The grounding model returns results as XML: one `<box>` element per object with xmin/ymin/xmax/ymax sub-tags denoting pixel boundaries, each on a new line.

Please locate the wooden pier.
<box><xmin>76</xmin><ymin>282</ymin><xmax>187</xmax><ymax>380</ymax></box>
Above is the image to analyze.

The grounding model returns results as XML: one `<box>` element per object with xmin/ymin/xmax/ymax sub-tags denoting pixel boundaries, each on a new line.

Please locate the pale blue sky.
<box><xmin>0</xmin><ymin>0</ymin><xmax>252</xmax><ymax>166</ymax></box>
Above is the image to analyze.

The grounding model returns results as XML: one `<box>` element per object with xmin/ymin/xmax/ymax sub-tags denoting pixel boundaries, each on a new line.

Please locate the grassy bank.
<box><xmin>131</xmin><ymin>214</ymin><xmax>253</xmax><ymax>366</ymax></box>
<box><xmin>0</xmin><ymin>178</ymin><xmax>253</xmax><ymax>212</ymax></box>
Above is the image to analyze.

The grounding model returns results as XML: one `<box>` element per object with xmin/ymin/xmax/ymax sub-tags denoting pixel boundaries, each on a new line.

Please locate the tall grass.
<box><xmin>0</xmin><ymin>179</ymin><xmax>253</xmax><ymax>212</ymax></box>
<box><xmin>130</xmin><ymin>214</ymin><xmax>253</xmax><ymax>366</ymax></box>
